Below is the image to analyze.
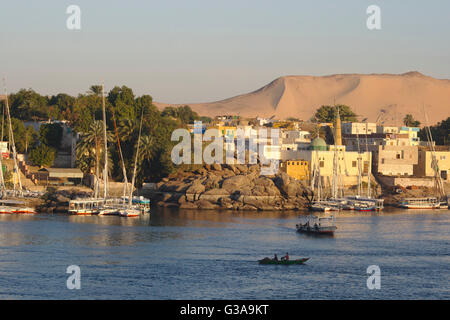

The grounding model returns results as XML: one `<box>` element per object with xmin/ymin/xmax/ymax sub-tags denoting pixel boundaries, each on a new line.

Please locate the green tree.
<box><xmin>108</xmin><ymin>85</ymin><xmax>136</xmax><ymax>120</ymax></box>
<box><xmin>419</xmin><ymin>117</ymin><xmax>450</xmax><ymax>146</ymax></box>
<box><xmin>9</xmin><ymin>89</ymin><xmax>49</xmax><ymax>120</ymax></box>
<box><xmin>3</xmin><ymin>118</ymin><xmax>29</xmax><ymax>153</ymax></box>
<box><xmin>24</xmin><ymin>125</ymin><xmax>38</xmax><ymax>153</ymax></box>
<box><xmin>39</xmin><ymin>123</ymin><xmax>63</xmax><ymax>149</ymax></box>
<box><xmin>29</xmin><ymin>144</ymin><xmax>55</xmax><ymax>167</ymax></box>
<box><xmin>162</xmin><ymin>105</ymin><xmax>199</xmax><ymax>124</ymax></box>
<box><xmin>403</xmin><ymin>114</ymin><xmax>421</xmax><ymax>127</ymax></box>
<box><xmin>312</xmin><ymin>105</ymin><xmax>357</xmax><ymax>123</ymax></box>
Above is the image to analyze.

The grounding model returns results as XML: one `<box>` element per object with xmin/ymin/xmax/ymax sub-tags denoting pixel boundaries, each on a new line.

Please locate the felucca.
<box><xmin>0</xmin><ymin>78</ymin><xmax>36</xmax><ymax>214</ymax></box>
<box><xmin>398</xmin><ymin>105</ymin><xmax>447</xmax><ymax>209</ymax></box>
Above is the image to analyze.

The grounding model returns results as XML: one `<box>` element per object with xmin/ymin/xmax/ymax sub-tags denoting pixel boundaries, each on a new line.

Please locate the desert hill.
<box><xmin>155</xmin><ymin>72</ymin><xmax>450</xmax><ymax>125</ymax></box>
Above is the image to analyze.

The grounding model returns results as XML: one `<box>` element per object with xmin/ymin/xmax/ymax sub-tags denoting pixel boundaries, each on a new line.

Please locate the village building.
<box><xmin>372</xmin><ymin>145</ymin><xmax>418</xmax><ymax>176</ymax></box>
<box><xmin>342</xmin><ymin>122</ymin><xmax>377</xmax><ymax>135</ymax></box>
<box><xmin>342</xmin><ymin>132</ymin><xmax>411</xmax><ymax>152</ymax></box>
<box><xmin>399</xmin><ymin>126</ymin><xmax>420</xmax><ymax>146</ymax></box>
<box><xmin>279</xmin><ymin>135</ymin><xmax>372</xmax><ymax>186</ymax></box>
<box><xmin>414</xmin><ymin>147</ymin><xmax>450</xmax><ymax>181</ymax></box>
<box><xmin>279</xmin><ymin>160</ymin><xmax>309</xmax><ymax>180</ymax></box>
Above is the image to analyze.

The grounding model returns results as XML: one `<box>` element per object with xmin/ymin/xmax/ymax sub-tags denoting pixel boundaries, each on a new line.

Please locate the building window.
<box><xmin>352</xmin><ymin>161</ymin><xmax>357</xmax><ymax>167</ymax></box>
<box><xmin>320</xmin><ymin>161</ymin><xmax>324</xmax><ymax>168</ymax></box>
<box><xmin>396</xmin><ymin>154</ymin><xmax>400</xmax><ymax>159</ymax></box>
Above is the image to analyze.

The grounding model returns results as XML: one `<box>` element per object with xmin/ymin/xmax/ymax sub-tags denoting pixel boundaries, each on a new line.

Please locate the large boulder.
<box><xmin>274</xmin><ymin>172</ymin><xmax>291</xmax><ymax>196</ymax></box>
<box><xmin>203</xmin><ymin>188</ymin><xmax>230</xmax><ymax>195</ymax></box>
<box><xmin>235</xmin><ymin>164</ymin><xmax>248</xmax><ymax>174</ymax></box>
<box><xmin>203</xmin><ymin>174</ymin><xmax>222</xmax><ymax>190</ymax></box>
<box><xmin>196</xmin><ymin>199</ymin><xmax>219</xmax><ymax>210</ymax></box>
<box><xmin>186</xmin><ymin>181</ymin><xmax>205</xmax><ymax>195</ymax></box>
<box><xmin>179</xmin><ymin>202</ymin><xmax>198</xmax><ymax>209</ymax></box>
<box><xmin>221</xmin><ymin>175</ymin><xmax>249</xmax><ymax>192</ymax></box>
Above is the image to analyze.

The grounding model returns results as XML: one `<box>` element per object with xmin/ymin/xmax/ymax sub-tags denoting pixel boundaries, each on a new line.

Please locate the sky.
<box><xmin>0</xmin><ymin>0</ymin><xmax>449</xmax><ymax>103</ymax></box>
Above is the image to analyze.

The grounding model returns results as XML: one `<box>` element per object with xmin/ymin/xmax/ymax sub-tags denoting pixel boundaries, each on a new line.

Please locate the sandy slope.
<box><xmin>155</xmin><ymin>72</ymin><xmax>450</xmax><ymax>124</ymax></box>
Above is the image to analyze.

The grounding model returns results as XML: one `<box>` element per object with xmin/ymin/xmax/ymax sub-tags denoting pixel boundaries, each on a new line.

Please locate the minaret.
<box><xmin>335</xmin><ymin>106</ymin><xmax>342</xmax><ymax>146</ymax></box>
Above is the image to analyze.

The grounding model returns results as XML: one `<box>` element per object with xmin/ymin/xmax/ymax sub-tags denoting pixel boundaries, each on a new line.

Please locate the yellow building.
<box><xmin>209</xmin><ymin>124</ymin><xmax>237</xmax><ymax>140</ymax></box>
<box><xmin>280</xmin><ymin>160</ymin><xmax>310</xmax><ymax>180</ymax></box>
<box><xmin>414</xmin><ymin>149</ymin><xmax>450</xmax><ymax>181</ymax></box>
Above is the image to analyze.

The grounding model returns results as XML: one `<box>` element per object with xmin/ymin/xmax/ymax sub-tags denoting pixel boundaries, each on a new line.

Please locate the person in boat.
<box><xmin>273</xmin><ymin>254</ymin><xmax>278</xmax><ymax>261</ymax></box>
<box><xmin>284</xmin><ymin>252</ymin><xmax>289</xmax><ymax>261</ymax></box>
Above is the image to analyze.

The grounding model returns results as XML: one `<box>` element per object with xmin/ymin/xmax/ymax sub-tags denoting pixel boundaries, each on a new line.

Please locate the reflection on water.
<box><xmin>0</xmin><ymin>207</ymin><xmax>449</xmax><ymax>299</ymax></box>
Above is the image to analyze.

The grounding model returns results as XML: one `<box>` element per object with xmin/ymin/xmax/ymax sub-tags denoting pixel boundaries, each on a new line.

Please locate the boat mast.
<box><xmin>101</xmin><ymin>83</ymin><xmax>108</xmax><ymax>200</ymax></box>
<box><xmin>3</xmin><ymin>78</ymin><xmax>22</xmax><ymax>196</ymax></box>
<box><xmin>355</xmin><ymin>125</ymin><xmax>362</xmax><ymax>197</ymax></box>
<box><xmin>129</xmin><ymin>109</ymin><xmax>144</xmax><ymax>207</ymax></box>
<box><xmin>364</xmin><ymin>121</ymin><xmax>371</xmax><ymax>198</ymax></box>
<box><xmin>0</xmin><ymin>101</ymin><xmax>5</xmax><ymax>194</ymax></box>
<box><xmin>422</xmin><ymin>105</ymin><xmax>445</xmax><ymax>199</ymax></box>
<box><xmin>111</xmin><ymin>109</ymin><xmax>129</xmax><ymax>201</ymax></box>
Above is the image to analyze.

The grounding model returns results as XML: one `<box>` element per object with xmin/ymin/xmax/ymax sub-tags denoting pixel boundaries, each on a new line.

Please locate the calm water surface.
<box><xmin>0</xmin><ymin>208</ymin><xmax>448</xmax><ymax>299</ymax></box>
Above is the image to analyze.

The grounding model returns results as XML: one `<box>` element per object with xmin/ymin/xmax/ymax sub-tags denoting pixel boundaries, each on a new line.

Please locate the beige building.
<box><xmin>373</xmin><ymin>145</ymin><xmax>418</xmax><ymax>176</ymax></box>
<box><xmin>377</xmin><ymin>126</ymin><xmax>399</xmax><ymax>134</ymax></box>
<box><xmin>342</xmin><ymin>122</ymin><xmax>377</xmax><ymax>135</ymax></box>
<box><xmin>343</xmin><ymin>133</ymin><xmax>411</xmax><ymax>152</ymax></box>
<box><xmin>414</xmin><ymin>149</ymin><xmax>450</xmax><ymax>181</ymax></box>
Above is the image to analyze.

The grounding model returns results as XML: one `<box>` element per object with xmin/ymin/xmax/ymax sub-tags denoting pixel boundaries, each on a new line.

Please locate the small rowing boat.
<box><xmin>258</xmin><ymin>258</ymin><xmax>310</xmax><ymax>265</ymax></box>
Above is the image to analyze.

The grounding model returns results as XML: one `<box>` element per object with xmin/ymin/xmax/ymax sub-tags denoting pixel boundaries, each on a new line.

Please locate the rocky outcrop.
<box><xmin>147</xmin><ymin>164</ymin><xmax>310</xmax><ymax>211</ymax></box>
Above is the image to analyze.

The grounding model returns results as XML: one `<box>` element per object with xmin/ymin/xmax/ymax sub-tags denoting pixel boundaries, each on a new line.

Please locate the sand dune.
<box><xmin>155</xmin><ymin>72</ymin><xmax>450</xmax><ymax>125</ymax></box>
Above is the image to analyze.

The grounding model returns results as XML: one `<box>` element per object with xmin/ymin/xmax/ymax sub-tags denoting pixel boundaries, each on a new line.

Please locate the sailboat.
<box><xmin>106</xmin><ymin>108</ymin><xmax>150</xmax><ymax>215</ymax></box>
<box><xmin>398</xmin><ymin>105</ymin><xmax>447</xmax><ymax>209</ymax></box>
<box><xmin>308</xmin><ymin>135</ymin><xmax>331</xmax><ymax>212</ymax></box>
<box><xmin>118</xmin><ymin>109</ymin><xmax>145</xmax><ymax>217</ymax></box>
<box><xmin>338</xmin><ymin>118</ymin><xmax>383</xmax><ymax>212</ymax></box>
<box><xmin>0</xmin><ymin>78</ymin><xmax>36</xmax><ymax>214</ymax></box>
<box><xmin>69</xmin><ymin>83</ymin><xmax>109</xmax><ymax>215</ymax></box>
<box><xmin>98</xmin><ymin>101</ymin><xmax>149</xmax><ymax>217</ymax></box>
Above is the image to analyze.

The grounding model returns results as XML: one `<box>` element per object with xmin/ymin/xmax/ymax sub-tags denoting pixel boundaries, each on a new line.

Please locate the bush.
<box><xmin>29</xmin><ymin>144</ymin><xmax>56</xmax><ymax>167</ymax></box>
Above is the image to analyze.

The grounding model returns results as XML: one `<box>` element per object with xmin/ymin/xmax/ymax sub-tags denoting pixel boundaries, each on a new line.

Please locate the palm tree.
<box><xmin>76</xmin><ymin>120</ymin><xmax>114</xmax><ymax>179</ymax></box>
<box><xmin>403</xmin><ymin>114</ymin><xmax>420</xmax><ymax>127</ymax></box>
<box><xmin>118</xmin><ymin>118</ymin><xmax>139</xmax><ymax>143</ymax></box>
<box><xmin>88</xmin><ymin>85</ymin><xmax>102</xmax><ymax>96</ymax></box>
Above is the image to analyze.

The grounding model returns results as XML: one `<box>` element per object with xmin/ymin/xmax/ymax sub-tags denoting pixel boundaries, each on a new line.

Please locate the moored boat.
<box><xmin>68</xmin><ymin>198</ymin><xmax>102</xmax><ymax>215</ymax></box>
<box><xmin>12</xmin><ymin>207</ymin><xmax>36</xmax><ymax>214</ymax></box>
<box><xmin>296</xmin><ymin>214</ymin><xmax>337</xmax><ymax>235</ymax></box>
<box><xmin>398</xmin><ymin>197</ymin><xmax>441</xmax><ymax>209</ymax></box>
<box><xmin>308</xmin><ymin>202</ymin><xmax>331</xmax><ymax>212</ymax></box>
<box><xmin>118</xmin><ymin>208</ymin><xmax>140</xmax><ymax>217</ymax></box>
<box><xmin>0</xmin><ymin>200</ymin><xmax>36</xmax><ymax>214</ymax></box>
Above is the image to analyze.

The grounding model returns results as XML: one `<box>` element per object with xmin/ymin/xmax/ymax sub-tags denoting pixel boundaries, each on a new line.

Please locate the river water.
<box><xmin>0</xmin><ymin>208</ymin><xmax>448</xmax><ymax>299</ymax></box>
